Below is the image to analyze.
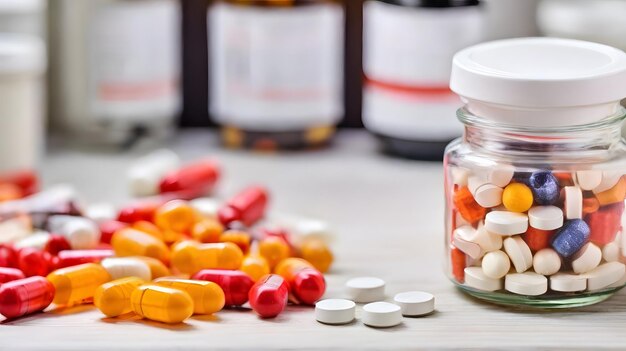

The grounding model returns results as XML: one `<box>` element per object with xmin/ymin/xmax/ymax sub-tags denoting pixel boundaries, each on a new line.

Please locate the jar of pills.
<box><xmin>362</xmin><ymin>0</ymin><xmax>482</xmax><ymax>160</ymax></box>
<box><xmin>209</xmin><ymin>0</ymin><xmax>344</xmax><ymax>150</ymax></box>
<box><xmin>444</xmin><ymin>38</ymin><xmax>626</xmax><ymax>308</ymax></box>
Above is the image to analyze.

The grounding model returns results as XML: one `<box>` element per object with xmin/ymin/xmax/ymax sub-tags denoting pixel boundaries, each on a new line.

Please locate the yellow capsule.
<box><xmin>154</xmin><ymin>200</ymin><xmax>197</xmax><ymax>233</ymax></box>
<box><xmin>502</xmin><ymin>183</ymin><xmax>534</xmax><ymax>213</ymax></box>
<box><xmin>190</xmin><ymin>218</ymin><xmax>223</xmax><ymax>243</ymax></box>
<box><xmin>47</xmin><ymin>263</ymin><xmax>111</xmax><ymax>306</ymax></box>
<box><xmin>132</xmin><ymin>256</ymin><xmax>171</xmax><ymax>279</ymax></box>
<box><xmin>171</xmin><ymin>241</ymin><xmax>243</xmax><ymax>274</ymax></box>
<box><xmin>111</xmin><ymin>228</ymin><xmax>170</xmax><ymax>263</ymax></box>
<box><xmin>240</xmin><ymin>253</ymin><xmax>270</xmax><ymax>282</ymax></box>
<box><xmin>219</xmin><ymin>230</ymin><xmax>251</xmax><ymax>254</ymax></box>
<box><xmin>154</xmin><ymin>278</ymin><xmax>225</xmax><ymax>315</ymax></box>
<box><xmin>259</xmin><ymin>236</ymin><xmax>290</xmax><ymax>269</ymax></box>
<box><xmin>131</xmin><ymin>221</ymin><xmax>164</xmax><ymax>241</ymax></box>
<box><xmin>130</xmin><ymin>285</ymin><xmax>194</xmax><ymax>324</ymax></box>
<box><xmin>94</xmin><ymin>277</ymin><xmax>145</xmax><ymax>317</ymax></box>
<box><xmin>299</xmin><ymin>238</ymin><xmax>333</xmax><ymax>273</ymax></box>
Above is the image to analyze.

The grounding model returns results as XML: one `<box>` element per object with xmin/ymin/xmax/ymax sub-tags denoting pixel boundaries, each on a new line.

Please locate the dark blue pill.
<box><xmin>551</xmin><ymin>219</ymin><xmax>590</xmax><ymax>258</ymax></box>
<box><xmin>528</xmin><ymin>171</ymin><xmax>559</xmax><ymax>205</ymax></box>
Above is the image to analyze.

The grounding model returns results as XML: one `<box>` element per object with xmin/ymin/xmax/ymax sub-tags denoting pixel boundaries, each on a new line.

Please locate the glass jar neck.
<box><xmin>460</xmin><ymin>106</ymin><xmax>626</xmax><ymax>159</ymax></box>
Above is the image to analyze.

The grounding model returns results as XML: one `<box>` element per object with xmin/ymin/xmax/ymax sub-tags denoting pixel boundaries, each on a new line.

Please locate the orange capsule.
<box><xmin>131</xmin><ymin>221</ymin><xmax>164</xmax><ymax>241</ymax></box>
<box><xmin>258</xmin><ymin>236</ymin><xmax>290</xmax><ymax>269</ymax></box>
<box><xmin>191</xmin><ymin>218</ymin><xmax>223</xmax><ymax>243</ymax></box>
<box><xmin>298</xmin><ymin>238</ymin><xmax>333</xmax><ymax>273</ymax></box>
<box><xmin>154</xmin><ymin>200</ymin><xmax>197</xmax><ymax>234</ymax></box>
<box><xmin>171</xmin><ymin>241</ymin><xmax>244</xmax><ymax>274</ymax></box>
<box><xmin>219</xmin><ymin>230</ymin><xmax>251</xmax><ymax>254</ymax></box>
<box><xmin>240</xmin><ymin>250</ymin><xmax>270</xmax><ymax>282</ymax></box>
<box><xmin>583</xmin><ymin>196</ymin><xmax>600</xmax><ymax>215</ymax></box>
<box><xmin>111</xmin><ymin>228</ymin><xmax>170</xmax><ymax>263</ymax></box>
<box><xmin>46</xmin><ymin>263</ymin><xmax>111</xmax><ymax>306</ymax></box>
<box><xmin>130</xmin><ymin>285</ymin><xmax>194</xmax><ymax>324</ymax></box>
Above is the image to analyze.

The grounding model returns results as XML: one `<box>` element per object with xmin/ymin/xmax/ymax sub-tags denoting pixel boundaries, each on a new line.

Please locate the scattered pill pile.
<box><xmin>449</xmin><ymin>166</ymin><xmax>626</xmax><ymax>296</ymax></box>
<box><xmin>315</xmin><ymin>277</ymin><xmax>435</xmax><ymax>328</ymax></box>
<box><xmin>0</xmin><ymin>151</ymin><xmax>335</xmax><ymax>323</ymax></box>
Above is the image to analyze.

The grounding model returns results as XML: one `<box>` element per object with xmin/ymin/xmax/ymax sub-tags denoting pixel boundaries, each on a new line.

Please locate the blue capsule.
<box><xmin>528</xmin><ymin>171</ymin><xmax>559</xmax><ymax>205</ymax></box>
<box><xmin>551</xmin><ymin>219</ymin><xmax>590</xmax><ymax>258</ymax></box>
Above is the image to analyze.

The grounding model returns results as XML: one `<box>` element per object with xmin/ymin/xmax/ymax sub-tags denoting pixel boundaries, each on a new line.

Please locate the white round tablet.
<box><xmin>393</xmin><ymin>291</ymin><xmax>435</xmax><ymax>317</ymax></box>
<box><xmin>474</xmin><ymin>184</ymin><xmax>503</xmax><ymax>208</ymax></box>
<box><xmin>528</xmin><ymin>206</ymin><xmax>563</xmax><ymax>231</ymax></box>
<box><xmin>564</xmin><ymin>186</ymin><xmax>583</xmax><ymax>219</ymax></box>
<box><xmin>585</xmin><ymin>262</ymin><xmax>626</xmax><ymax>291</ymax></box>
<box><xmin>361</xmin><ymin>302</ymin><xmax>403</xmax><ymax>328</ymax></box>
<box><xmin>464</xmin><ymin>267</ymin><xmax>503</xmax><ymax>292</ymax></box>
<box><xmin>481</xmin><ymin>250</ymin><xmax>510</xmax><ymax>279</ymax></box>
<box><xmin>473</xmin><ymin>222</ymin><xmax>503</xmax><ymax>252</ymax></box>
<box><xmin>451</xmin><ymin>167</ymin><xmax>470</xmax><ymax>186</ymax></box>
<box><xmin>550</xmin><ymin>273</ymin><xmax>587</xmax><ymax>292</ymax></box>
<box><xmin>503</xmin><ymin>236</ymin><xmax>533</xmax><ymax>273</ymax></box>
<box><xmin>315</xmin><ymin>299</ymin><xmax>356</xmax><ymax>325</ymax></box>
<box><xmin>571</xmin><ymin>243</ymin><xmax>602</xmax><ymax>274</ymax></box>
<box><xmin>468</xmin><ymin>175</ymin><xmax>488</xmax><ymax>195</ymax></box>
<box><xmin>453</xmin><ymin>227</ymin><xmax>482</xmax><ymax>259</ymax></box>
<box><xmin>532</xmin><ymin>248</ymin><xmax>561</xmax><ymax>276</ymax></box>
<box><xmin>484</xmin><ymin>211</ymin><xmax>529</xmax><ymax>235</ymax></box>
<box><xmin>488</xmin><ymin>165</ymin><xmax>515</xmax><ymax>188</ymax></box>
<box><xmin>593</xmin><ymin>171</ymin><xmax>622</xmax><ymax>194</ymax></box>
<box><xmin>505</xmin><ymin>272</ymin><xmax>548</xmax><ymax>296</ymax></box>
<box><xmin>345</xmin><ymin>277</ymin><xmax>385</xmax><ymax>303</ymax></box>
<box><xmin>575</xmin><ymin>170</ymin><xmax>602</xmax><ymax>191</ymax></box>
<box><xmin>602</xmin><ymin>242</ymin><xmax>620</xmax><ymax>262</ymax></box>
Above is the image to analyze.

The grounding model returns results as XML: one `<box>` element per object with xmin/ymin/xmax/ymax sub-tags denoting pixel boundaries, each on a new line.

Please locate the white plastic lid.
<box><xmin>0</xmin><ymin>33</ymin><xmax>45</xmax><ymax>74</ymax></box>
<box><xmin>450</xmin><ymin>37</ymin><xmax>626</xmax><ymax>126</ymax></box>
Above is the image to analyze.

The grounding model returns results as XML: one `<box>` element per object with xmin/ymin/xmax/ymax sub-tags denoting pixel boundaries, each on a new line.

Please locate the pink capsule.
<box><xmin>55</xmin><ymin>250</ymin><xmax>114</xmax><ymax>268</ymax></box>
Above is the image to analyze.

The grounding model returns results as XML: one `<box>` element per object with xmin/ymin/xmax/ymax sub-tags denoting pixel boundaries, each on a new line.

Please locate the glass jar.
<box><xmin>208</xmin><ymin>0</ymin><xmax>344</xmax><ymax>151</ymax></box>
<box><xmin>362</xmin><ymin>0</ymin><xmax>483</xmax><ymax>160</ymax></box>
<box><xmin>444</xmin><ymin>38</ymin><xmax>626</xmax><ymax>308</ymax></box>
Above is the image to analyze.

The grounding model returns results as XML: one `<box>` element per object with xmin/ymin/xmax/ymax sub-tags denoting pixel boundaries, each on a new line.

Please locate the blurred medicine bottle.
<box><xmin>362</xmin><ymin>0</ymin><xmax>483</xmax><ymax>160</ymax></box>
<box><xmin>208</xmin><ymin>0</ymin><xmax>345</xmax><ymax>151</ymax></box>
<box><xmin>48</xmin><ymin>0</ymin><xmax>181</xmax><ymax>146</ymax></box>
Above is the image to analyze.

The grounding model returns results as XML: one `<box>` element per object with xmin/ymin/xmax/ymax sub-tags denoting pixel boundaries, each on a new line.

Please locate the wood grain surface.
<box><xmin>2</xmin><ymin>130</ymin><xmax>625</xmax><ymax>350</ymax></box>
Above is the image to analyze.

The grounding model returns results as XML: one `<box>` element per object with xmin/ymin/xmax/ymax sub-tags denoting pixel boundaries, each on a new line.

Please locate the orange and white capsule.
<box><xmin>100</xmin><ymin>257</ymin><xmax>152</xmax><ymax>281</ymax></box>
<box><xmin>132</xmin><ymin>256</ymin><xmax>170</xmax><ymax>279</ymax></box>
<box><xmin>130</xmin><ymin>285</ymin><xmax>194</xmax><ymax>324</ymax></box>
<box><xmin>170</xmin><ymin>241</ymin><xmax>243</xmax><ymax>274</ymax></box>
<box><xmin>94</xmin><ymin>277</ymin><xmax>145</xmax><ymax>317</ymax></box>
<box><xmin>46</xmin><ymin>263</ymin><xmax>111</xmax><ymax>306</ymax></box>
<box><xmin>154</xmin><ymin>278</ymin><xmax>225</xmax><ymax>315</ymax></box>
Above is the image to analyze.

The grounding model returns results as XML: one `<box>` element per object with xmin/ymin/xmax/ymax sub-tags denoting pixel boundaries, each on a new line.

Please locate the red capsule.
<box><xmin>0</xmin><ymin>170</ymin><xmax>38</xmax><ymax>196</ymax></box>
<box><xmin>98</xmin><ymin>220</ymin><xmax>129</xmax><ymax>244</ymax></box>
<box><xmin>191</xmin><ymin>269</ymin><xmax>254</xmax><ymax>306</ymax></box>
<box><xmin>275</xmin><ymin>258</ymin><xmax>325</xmax><ymax>305</ymax></box>
<box><xmin>18</xmin><ymin>248</ymin><xmax>53</xmax><ymax>277</ymax></box>
<box><xmin>159</xmin><ymin>160</ymin><xmax>220</xmax><ymax>195</ymax></box>
<box><xmin>117</xmin><ymin>199</ymin><xmax>162</xmax><ymax>224</ymax></box>
<box><xmin>55</xmin><ymin>249</ymin><xmax>114</xmax><ymax>269</ymax></box>
<box><xmin>248</xmin><ymin>274</ymin><xmax>289</xmax><ymax>318</ymax></box>
<box><xmin>218</xmin><ymin>186</ymin><xmax>268</xmax><ymax>227</ymax></box>
<box><xmin>44</xmin><ymin>235</ymin><xmax>71</xmax><ymax>256</ymax></box>
<box><xmin>0</xmin><ymin>276</ymin><xmax>55</xmax><ymax>319</ymax></box>
<box><xmin>0</xmin><ymin>244</ymin><xmax>18</xmax><ymax>268</ymax></box>
<box><xmin>0</xmin><ymin>267</ymin><xmax>25</xmax><ymax>283</ymax></box>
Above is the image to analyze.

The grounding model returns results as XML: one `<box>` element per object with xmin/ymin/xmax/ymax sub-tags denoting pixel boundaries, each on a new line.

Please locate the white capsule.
<box><xmin>505</xmin><ymin>272</ymin><xmax>548</xmax><ymax>296</ymax></box>
<box><xmin>100</xmin><ymin>257</ymin><xmax>152</xmax><ymax>281</ymax></box>
<box><xmin>528</xmin><ymin>206</ymin><xmax>563</xmax><ymax>231</ymax></box>
<box><xmin>464</xmin><ymin>267</ymin><xmax>502</xmax><ymax>292</ymax></box>
<box><xmin>532</xmin><ymin>248</ymin><xmax>561</xmax><ymax>276</ymax></box>
<box><xmin>393</xmin><ymin>291</ymin><xmax>435</xmax><ymax>317</ymax></box>
<box><xmin>48</xmin><ymin>215</ymin><xmax>100</xmax><ymax>250</ymax></box>
<box><xmin>571</xmin><ymin>243</ymin><xmax>602</xmax><ymax>274</ymax></box>
<box><xmin>345</xmin><ymin>277</ymin><xmax>385</xmax><ymax>303</ymax></box>
<box><xmin>14</xmin><ymin>231</ymin><xmax>51</xmax><ymax>250</ymax></box>
<box><xmin>503</xmin><ymin>236</ymin><xmax>533</xmax><ymax>273</ymax></box>
<box><xmin>315</xmin><ymin>299</ymin><xmax>355</xmax><ymax>325</ymax></box>
<box><xmin>484</xmin><ymin>211</ymin><xmax>528</xmax><ymax>235</ymax></box>
<box><xmin>361</xmin><ymin>302</ymin><xmax>402</xmax><ymax>328</ymax></box>
<box><xmin>127</xmin><ymin>149</ymin><xmax>180</xmax><ymax>196</ymax></box>
<box><xmin>84</xmin><ymin>202</ymin><xmax>117</xmax><ymax>223</ymax></box>
<box><xmin>481</xmin><ymin>250</ymin><xmax>510</xmax><ymax>279</ymax></box>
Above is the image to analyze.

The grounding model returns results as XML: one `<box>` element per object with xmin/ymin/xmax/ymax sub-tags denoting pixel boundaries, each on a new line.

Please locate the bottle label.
<box><xmin>362</xmin><ymin>1</ymin><xmax>482</xmax><ymax>140</ymax></box>
<box><xmin>209</xmin><ymin>3</ymin><xmax>344</xmax><ymax>131</ymax></box>
<box><xmin>88</xmin><ymin>0</ymin><xmax>181</xmax><ymax>121</ymax></box>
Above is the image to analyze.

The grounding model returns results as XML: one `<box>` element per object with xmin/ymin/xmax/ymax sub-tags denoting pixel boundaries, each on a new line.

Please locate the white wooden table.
<box><xmin>2</xmin><ymin>130</ymin><xmax>626</xmax><ymax>350</ymax></box>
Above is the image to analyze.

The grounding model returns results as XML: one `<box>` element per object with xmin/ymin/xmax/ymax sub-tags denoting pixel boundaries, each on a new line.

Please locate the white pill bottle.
<box><xmin>444</xmin><ymin>38</ymin><xmax>626</xmax><ymax>308</ymax></box>
<box><xmin>48</xmin><ymin>0</ymin><xmax>181</xmax><ymax>146</ymax></box>
<box><xmin>0</xmin><ymin>34</ymin><xmax>45</xmax><ymax>194</ymax></box>
<box><xmin>208</xmin><ymin>0</ymin><xmax>344</xmax><ymax>150</ymax></box>
<box><xmin>362</xmin><ymin>0</ymin><xmax>483</xmax><ymax>160</ymax></box>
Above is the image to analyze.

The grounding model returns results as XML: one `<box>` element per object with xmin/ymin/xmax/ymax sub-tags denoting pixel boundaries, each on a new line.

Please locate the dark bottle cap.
<box><xmin>375</xmin><ymin>0</ymin><xmax>479</xmax><ymax>8</ymax></box>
